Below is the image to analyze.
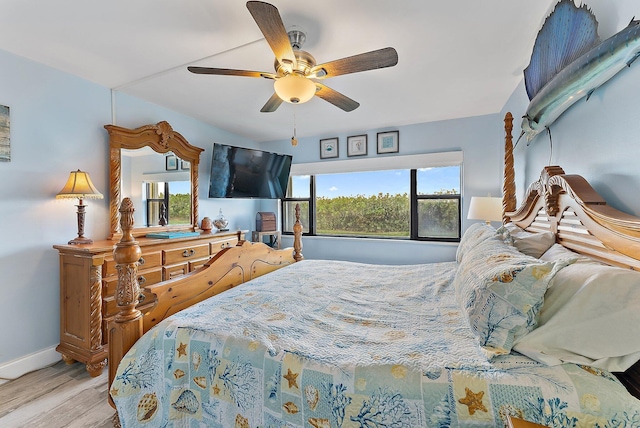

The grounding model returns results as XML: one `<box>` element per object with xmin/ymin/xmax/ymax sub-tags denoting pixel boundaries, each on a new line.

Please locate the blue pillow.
<box><xmin>454</xmin><ymin>237</ymin><xmax>573</xmax><ymax>359</ymax></box>
<box><xmin>456</xmin><ymin>223</ymin><xmax>503</xmax><ymax>263</ymax></box>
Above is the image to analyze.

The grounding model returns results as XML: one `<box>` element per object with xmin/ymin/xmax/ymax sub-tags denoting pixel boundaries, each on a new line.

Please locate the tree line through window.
<box><xmin>282</xmin><ymin>166</ymin><xmax>461</xmax><ymax>241</ymax></box>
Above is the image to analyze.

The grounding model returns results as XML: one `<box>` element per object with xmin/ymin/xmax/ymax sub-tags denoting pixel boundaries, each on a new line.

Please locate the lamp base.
<box><xmin>68</xmin><ymin>236</ymin><xmax>94</xmax><ymax>245</ymax></box>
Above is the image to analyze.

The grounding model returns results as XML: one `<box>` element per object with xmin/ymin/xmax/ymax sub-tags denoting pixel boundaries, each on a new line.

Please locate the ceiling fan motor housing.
<box><xmin>274</xmin><ymin>49</ymin><xmax>316</xmax><ymax>77</ymax></box>
<box><xmin>287</xmin><ymin>27</ymin><xmax>306</xmax><ymax>50</ymax></box>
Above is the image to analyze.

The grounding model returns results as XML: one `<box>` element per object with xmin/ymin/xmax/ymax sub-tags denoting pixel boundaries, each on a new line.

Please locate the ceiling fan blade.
<box><xmin>187</xmin><ymin>66</ymin><xmax>277</xmax><ymax>79</ymax></box>
<box><xmin>246</xmin><ymin>1</ymin><xmax>296</xmax><ymax>70</ymax></box>
<box><xmin>315</xmin><ymin>83</ymin><xmax>360</xmax><ymax>112</ymax></box>
<box><xmin>311</xmin><ymin>47</ymin><xmax>398</xmax><ymax>79</ymax></box>
<box><xmin>260</xmin><ymin>93</ymin><xmax>284</xmax><ymax>112</ymax></box>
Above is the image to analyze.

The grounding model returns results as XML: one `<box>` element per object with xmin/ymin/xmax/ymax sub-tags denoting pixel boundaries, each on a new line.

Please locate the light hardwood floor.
<box><xmin>0</xmin><ymin>360</ymin><xmax>115</xmax><ymax>428</ymax></box>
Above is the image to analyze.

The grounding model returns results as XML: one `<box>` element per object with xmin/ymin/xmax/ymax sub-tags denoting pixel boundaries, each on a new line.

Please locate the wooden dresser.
<box><xmin>53</xmin><ymin>230</ymin><xmax>245</xmax><ymax>377</ymax></box>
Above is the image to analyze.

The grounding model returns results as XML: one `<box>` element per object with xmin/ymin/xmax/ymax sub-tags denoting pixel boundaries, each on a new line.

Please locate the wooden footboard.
<box><xmin>107</xmin><ymin>199</ymin><xmax>303</xmax><ymax>412</ymax></box>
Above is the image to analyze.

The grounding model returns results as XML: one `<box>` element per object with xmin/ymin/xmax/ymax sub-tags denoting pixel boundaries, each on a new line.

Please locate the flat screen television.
<box><xmin>208</xmin><ymin>143</ymin><xmax>293</xmax><ymax>199</ymax></box>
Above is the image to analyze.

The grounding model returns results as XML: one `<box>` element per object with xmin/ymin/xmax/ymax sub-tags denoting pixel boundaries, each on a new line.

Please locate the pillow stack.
<box><xmin>455</xmin><ymin>224</ymin><xmax>572</xmax><ymax>359</ymax></box>
<box><xmin>514</xmin><ymin>243</ymin><xmax>640</xmax><ymax>371</ymax></box>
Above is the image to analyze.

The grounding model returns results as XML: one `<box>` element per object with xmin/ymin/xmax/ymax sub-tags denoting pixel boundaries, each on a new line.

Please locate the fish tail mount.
<box><xmin>524</xmin><ymin>0</ymin><xmax>600</xmax><ymax>101</ymax></box>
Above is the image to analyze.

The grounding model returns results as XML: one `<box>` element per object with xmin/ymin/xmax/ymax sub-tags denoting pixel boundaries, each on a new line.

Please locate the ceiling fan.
<box><xmin>187</xmin><ymin>1</ymin><xmax>398</xmax><ymax>113</ymax></box>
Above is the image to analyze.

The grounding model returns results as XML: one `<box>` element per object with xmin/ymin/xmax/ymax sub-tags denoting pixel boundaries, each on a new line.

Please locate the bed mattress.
<box><xmin>110</xmin><ymin>259</ymin><xmax>640</xmax><ymax>427</ymax></box>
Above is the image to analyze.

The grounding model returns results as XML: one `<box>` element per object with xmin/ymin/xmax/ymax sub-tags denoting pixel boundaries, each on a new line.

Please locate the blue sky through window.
<box><xmin>291</xmin><ymin>166</ymin><xmax>459</xmax><ymax>198</ymax></box>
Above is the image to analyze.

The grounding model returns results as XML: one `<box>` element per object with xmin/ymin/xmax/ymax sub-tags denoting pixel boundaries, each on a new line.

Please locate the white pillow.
<box><xmin>514</xmin><ymin>258</ymin><xmax>640</xmax><ymax>371</ymax></box>
<box><xmin>538</xmin><ymin>243</ymin><xmax>599</xmax><ymax>266</ymax></box>
<box><xmin>503</xmin><ymin>222</ymin><xmax>555</xmax><ymax>258</ymax></box>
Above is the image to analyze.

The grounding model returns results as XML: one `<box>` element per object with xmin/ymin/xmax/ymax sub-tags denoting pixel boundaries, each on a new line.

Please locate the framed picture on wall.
<box><xmin>320</xmin><ymin>137</ymin><xmax>339</xmax><ymax>159</ymax></box>
<box><xmin>0</xmin><ymin>105</ymin><xmax>10</xmax><ymax>162</ymax></box>
<box><xmin>377</xmin><ymin>130</ymin><xmax>399</xmax><ymax>154</ymax></box>
<box><xmin>347</xmin><ymin>134</ymin><xmax>367</xmax><ymax>157</ymax></box>
<box><xmin>181</xmin><ymin>159</ymin><xmax>190</xmax><ymax>170</ymax></box>
<box><xmin>166</xmin><ymin>154</ymin><xmax>178</xmax><ymax>171</ymax></box>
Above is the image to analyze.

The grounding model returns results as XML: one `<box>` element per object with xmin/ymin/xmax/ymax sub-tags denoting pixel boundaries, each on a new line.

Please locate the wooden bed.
<box><xmin>106</xmin><ymin>112</ymin><xmax>640</xmax><ymax>426</ymax></box>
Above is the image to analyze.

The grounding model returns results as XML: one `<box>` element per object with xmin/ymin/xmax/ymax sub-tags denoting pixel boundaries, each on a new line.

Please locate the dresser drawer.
<box><xmin>163</xmin><ymin>244</ymin><xmax>209</xmax><ymax>266</ymax></box>
<box><xmin>103</xmin><ymin>251</ymin><xmax>162</xmax><ymax>277</ymax></box>
<box><xmin>210</xmin><ymin>237</ymin><xmax>238</xmax><ymax>255</ymax></box>
<box><xmin>102</xmin><ymin>289</ymin><xmax>156</xmax><ymax>318</ymax></box>
<box><xmin>102</xmin><ymin>267</ymin><xmax>163</xmax><ymax>296</ymax></box>
<box><xmin>189</xmin><ymin>256</ymin><xmax>212</xmax><ymax>272</ymax></box>
<box><xmin>163</xmin><ymin>262</ymin><xmax>189</xmax><ymax>280</ymax></box>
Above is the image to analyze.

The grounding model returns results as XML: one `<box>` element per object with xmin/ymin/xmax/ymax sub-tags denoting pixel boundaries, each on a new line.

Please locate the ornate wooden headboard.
<box><xmin>500</xmin><ymin>111</ymin><xmax>640</xmax><ymax>397</ymax></box>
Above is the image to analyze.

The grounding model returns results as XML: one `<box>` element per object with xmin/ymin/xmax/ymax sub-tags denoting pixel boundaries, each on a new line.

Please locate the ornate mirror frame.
<box><xmin>105</xmin><ymin>121</ymin><xmax>204</xmax><ymax>239</ymax></box>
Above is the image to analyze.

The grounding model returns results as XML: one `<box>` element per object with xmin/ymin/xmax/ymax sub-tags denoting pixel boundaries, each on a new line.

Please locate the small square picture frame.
<box><xmin>377</xmin><ymin>130</ymin><xmax>399</xmax><ymax>154</ymax></box>
<box><xmin>347</xmin><ymin>134</ymin><xmax>368</xmax><ymax>157</ymax></box>
<box><xmin>181</xmin><ymin>159</ymin><xmax>190</xmax><ymax>171</ymax></box>
<box><xmin>166</xmin><ymin>154</ymin><xmax>178</xmax><ymax>171</ymax></box>
<box><xmin>320</xmin><ymin>137</ymin><xmax>339</xmax><ymax>159</ymax></box>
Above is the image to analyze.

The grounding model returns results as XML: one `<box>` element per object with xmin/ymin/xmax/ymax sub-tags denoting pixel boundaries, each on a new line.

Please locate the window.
<box><xmin>144</xmin><ymin>181</ymin><xmax>191</xmax><ymax>226</ymax></box>
<box><xmin>282</xmin><ymin>153</ymin><xmax>461</xmax><ymax>241</ymax></box>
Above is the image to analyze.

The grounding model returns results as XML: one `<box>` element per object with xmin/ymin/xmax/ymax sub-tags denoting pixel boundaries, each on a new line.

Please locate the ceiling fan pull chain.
<box><xmin>291</xmin><ymin>107</ymin><xmax>298</xmax><ymax>146</ymax></box>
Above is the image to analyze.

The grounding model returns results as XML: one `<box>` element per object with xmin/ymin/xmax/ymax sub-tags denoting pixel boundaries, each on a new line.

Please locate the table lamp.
<box><xmin>467</xmin><ymin>196</ymin><xmax>502</xmax><ymax>225</ymax></box>
<box><xmin>56</xmin><ymin>169</ymin><xmax>104</xmax><ymax>244</ymax></box>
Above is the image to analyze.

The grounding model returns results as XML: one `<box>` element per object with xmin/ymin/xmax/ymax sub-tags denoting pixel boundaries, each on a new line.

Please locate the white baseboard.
<box><xmin>0</xmin><ymin>346</ymin><xmax>61</xmax><ymax>385</ymax></box>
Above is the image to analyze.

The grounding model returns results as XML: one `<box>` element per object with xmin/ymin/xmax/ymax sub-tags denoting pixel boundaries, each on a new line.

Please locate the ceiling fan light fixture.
<box><xmin>274</xmin><ymin>74</ymin><xmax>316</xmax><ymax>104</ymax></box>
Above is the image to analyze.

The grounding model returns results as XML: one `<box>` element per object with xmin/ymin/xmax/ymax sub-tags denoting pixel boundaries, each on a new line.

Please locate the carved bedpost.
<box><xmin>108</xmin><ymin>198</ymin><xmax>143</xmax><ymax>414</ymax></box>
<box><xmin>503</xmin><ymin>112</ymin><xmax>516</xmax><ymax>223</ymax></box>
<box><xmin>293</xmin><ymin>203</ymin><xmax>303</xmax><ymax>262</ymax></box>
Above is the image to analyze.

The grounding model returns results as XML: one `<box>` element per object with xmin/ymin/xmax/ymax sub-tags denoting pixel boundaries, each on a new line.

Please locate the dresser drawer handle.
<box><xmin>183</xmin><ymin>249</ymin><xmax>196</xmax><ymax>257</ymax></box>
<box><xmin>138</xmin><ymin>275</ymin><xmax>146</xmax><ymax>285</ymax></box>
<box><xmin>138</xmin><ymin>293</ymin><xmax>145</xmax><ymax>303</ymax></box>
<box><xmin>221</xmin><ymin>242</ymin><xmax>231</xmax><ymax>249</ymax></box>
<box><xmin>138</xmin><ymin>257</ymin><xmax>145</xmax><ymax>265</ymax></box>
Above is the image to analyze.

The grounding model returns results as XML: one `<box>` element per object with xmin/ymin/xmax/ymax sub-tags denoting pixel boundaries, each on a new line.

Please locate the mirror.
<box><xmin>105</xmin><ymin>121</ymin><xmax>204</xmax><ymax>239</ymax></box>
<box><xmin>121</xmin><ymin>147</ymin><xmax>191</xmax><ymax>227</ymax></box>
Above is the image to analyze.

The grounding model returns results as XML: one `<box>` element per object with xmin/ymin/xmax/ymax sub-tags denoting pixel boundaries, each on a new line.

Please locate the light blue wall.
<box><xmin>0</xmin><ymin>49</ymin><xmax>263</xmax><ymax>367</ymax></box>
<box><xmin>259</xmin><ymin>114</ymin><xmax>504</xmax><ymax>264</ymax></box>
<box><xmin>0</xmin><ymin>49</ymin><xmax>110</xmax><ymax>367</ymax></box>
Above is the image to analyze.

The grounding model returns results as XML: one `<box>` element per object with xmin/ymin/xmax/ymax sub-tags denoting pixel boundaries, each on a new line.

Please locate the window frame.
<box><xmin>281</xmin><ymin>151</ymin><xmax>462</xmax><ymax>242</ymax></box>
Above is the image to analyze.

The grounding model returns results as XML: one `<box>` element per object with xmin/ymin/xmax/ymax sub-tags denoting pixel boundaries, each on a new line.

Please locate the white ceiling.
<box><xmin>0</xmin><ymin>0</ymin><xmax>556</xmax><ymax>143</ymax></box>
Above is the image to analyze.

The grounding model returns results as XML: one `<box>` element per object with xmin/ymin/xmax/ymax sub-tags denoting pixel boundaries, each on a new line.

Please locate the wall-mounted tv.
<box><xmin>208</xmin><ymin>143</ymin><xmax>292</xmax><ymax>199</ymax></box>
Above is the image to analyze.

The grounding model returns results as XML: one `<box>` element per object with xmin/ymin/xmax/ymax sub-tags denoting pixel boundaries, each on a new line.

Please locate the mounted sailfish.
<box><xmin>520</xmin><ymin>0</ymin><xmax>640</xmax><ymax>144</ymax></box>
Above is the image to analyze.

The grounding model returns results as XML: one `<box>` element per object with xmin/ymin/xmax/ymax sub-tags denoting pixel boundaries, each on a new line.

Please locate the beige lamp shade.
<box><xmin>56</xmin><ymin>169</ymin><xmax>104</xmax><ymax>200</ymax></box>
<box><xmin>468</xmin><ymin>196</ymin><xmax>502</xmax><ymax>224</ymax></box>
<box><xmin>274</xmin><ymin>74</ymin><xmax>316</xmax><ymax>104</ymax></box>
<box><xmin>56</xmin><ymin>170</ymin><xmax>103</xmax><ymax>245</ymax></box>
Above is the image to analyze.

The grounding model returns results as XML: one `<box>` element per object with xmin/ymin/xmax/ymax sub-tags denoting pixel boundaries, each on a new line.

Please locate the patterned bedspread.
<box><xmin>111</xmin><ymin>260</ymin><xmax>640</xmax><ymax>427</ymax></box>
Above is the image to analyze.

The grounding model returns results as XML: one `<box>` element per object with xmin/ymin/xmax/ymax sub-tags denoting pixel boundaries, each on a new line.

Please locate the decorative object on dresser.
<box><xmin>55</xmin><ymin>169</ymin><xmax>104</xmax><ymax>244</ymax></box>
<box><xmin>467</xmin><ymin>196</ymin><xmax>503</xmax><ymax>225</ymax></box>
<box><xmin>213</xmin><ymin>208</ymin><xmax>229</xmax><ymax>231</ymax></box>
<box><xmin>200</xmin><ymin>216</ymin><xmax>213</xmax><ymax>234</ymax></box>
